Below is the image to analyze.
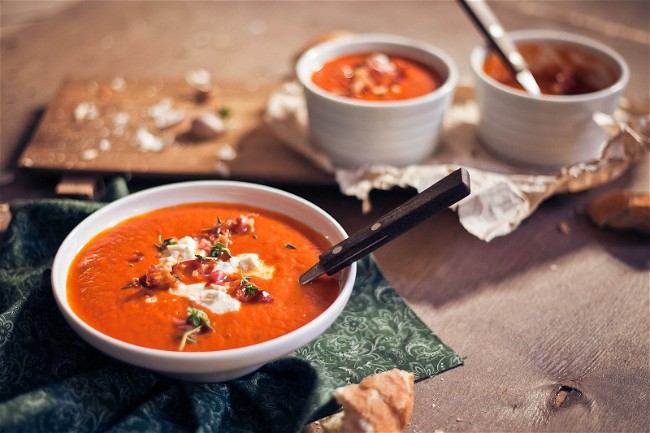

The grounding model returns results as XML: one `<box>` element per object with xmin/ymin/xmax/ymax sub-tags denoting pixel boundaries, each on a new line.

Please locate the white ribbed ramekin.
<box><xmin>471</xmin><ymin>30</ymin><xmax>629</xmax><ymax>168</ymax></box>
<box><xmin>296</xmin><ymin>33</ymin><xmax>458</xmax><ymax>168</ymax></box>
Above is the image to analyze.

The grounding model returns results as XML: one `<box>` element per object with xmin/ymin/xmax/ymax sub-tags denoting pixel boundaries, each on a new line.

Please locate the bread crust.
<box><xmin>328</xmin><ymin>368</ymin><xmax>415</xmax><ymax>433</ymax></box>
<box><xmin>587</xmin><ymin>190</ymin><xmax>650</xmax><ymax>233</ymax></box>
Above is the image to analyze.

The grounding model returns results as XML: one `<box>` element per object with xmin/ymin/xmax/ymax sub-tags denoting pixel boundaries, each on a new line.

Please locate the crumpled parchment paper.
<box><xmin>264</xmin><ymin>81</ymin><xmax>649</xmax><ymax>241</ymax></box>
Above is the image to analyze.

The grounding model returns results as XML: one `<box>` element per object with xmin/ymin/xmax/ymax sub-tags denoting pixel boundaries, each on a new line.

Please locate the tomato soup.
<box><xmin>483</xmin><ymin>43</ymin><xmax>616</xmax><ymax>95</ymax></box>
<box><xmin>312</xmin><ymin>52</ymin><xmax>442</xmax><ymax>101</ymax></box>
<box><xmin>67</xmin><ymin>203</ymin><xmax>339</xmax><ymax>352</ymax></box>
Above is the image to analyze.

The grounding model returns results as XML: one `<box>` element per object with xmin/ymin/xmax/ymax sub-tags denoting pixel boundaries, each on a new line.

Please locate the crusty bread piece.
<box><xmin>587</xmin><ymin>190</ymin><xmax>650</xmax><ymax>234</ymax></box>
<box><xmin>323</xmin><ymin>368</ymin><xmax>415</xmax><ymax>433</ymax></box>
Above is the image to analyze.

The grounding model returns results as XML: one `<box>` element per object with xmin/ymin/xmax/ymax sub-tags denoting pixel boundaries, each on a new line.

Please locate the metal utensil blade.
<box><xmin>458</xmin><ymin>0</ymin><xmax>542</xmax><ymax>96</ymax></box>
<box><xmin>299</xmin><ymin>262</ymin><xmax>325</xmax><ymax>285</ymax></box>
<box><xmin>515</xmin><ymin>70</ymin><xmax>542</xmax><ymax>96</ymax></box>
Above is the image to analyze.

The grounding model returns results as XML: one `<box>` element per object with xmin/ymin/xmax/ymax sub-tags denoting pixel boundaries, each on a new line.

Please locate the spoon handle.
<box><xmin>300</xmin><ymin>168</ymin><xmax>470</xmax><ymax>284</ymax></box>
<box><xmin>457</xmin><ymin>0</ymin><xmax>541</xmax><ymax>96</ymax></box>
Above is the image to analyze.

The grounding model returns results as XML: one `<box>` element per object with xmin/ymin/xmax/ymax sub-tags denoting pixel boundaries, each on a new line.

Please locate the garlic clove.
<box><xmin>190</xmin><ymin>113</ymin><xmax>225</xmax><ymax>140</ymax></box>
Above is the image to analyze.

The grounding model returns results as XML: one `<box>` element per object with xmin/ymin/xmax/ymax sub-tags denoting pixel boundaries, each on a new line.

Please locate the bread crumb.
<box><xmin>557</xmin><ymin>221</ymin><xmax>570</xmax><ymax>235</ymax></box>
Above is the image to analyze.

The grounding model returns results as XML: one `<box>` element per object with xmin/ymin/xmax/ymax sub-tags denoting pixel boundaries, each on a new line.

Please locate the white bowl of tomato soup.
<box><xmin>51</xmin><ymin>181</ymin><xmax>356</xmax><ymax>382</ymax></box>
<box><xmin>296</xmin><ymin>33</ymin><xmax>458</xmax><ymax>168</ymax></box>
<box><xmin>470</xmin><ymin>30</ymin><xmax>629</xmax><ymax>168</ymax></box>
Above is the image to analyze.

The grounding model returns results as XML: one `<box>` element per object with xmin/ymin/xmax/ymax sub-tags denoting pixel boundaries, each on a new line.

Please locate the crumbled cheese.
<box><xmin>185</xmin><ymin>68</ymin><xmax>213</xmax><ymax>93</ymax></box>
<box><xmin>73</xmin><ymin>102</ymin><xmax>98</xmax><ymax>121</ymax></box>
<box><xmin>367</xmin><ymin>53</ymin><xmax>395</xmax><ymax>74</ymax></box>
<box><xmin>148</xmin><ymin>98</ymin><xmax>185</xmax><ymax>129</ymax></box>
<box><xmin>170</xmin><ymin>283</ymin><xmax>240</xmax><ymax>314</ymax></box>
<box><xmin>99</xmin><ymin>138</ymin><xmax>111</xmax><ymax>151</ymax></box>
<box><xmin>112</xmin><ymin>112</ymin><xmax>130</xmax><ymax>137</ymax></box>
<box><xmin>212</xmin><ymin>253</ymin><xmax>274</xmax><ymax>279</ymax></box>
<box><xmin>133</xmin><ymin>127</ymin><xmax>169</xmax><ymax>152</ymax></box>
<box><xmin>216</xmin><ymin>144</ymin><xmax>236</xmax><ymax>161</ymax></box>
<box><xmin>80</xmin><ymin>148</ymin><xmax>99</xmax><ymax>161</ymax></box>
<box><xmin>159</xmin><ymin>236</ymin><xmax>200</xmax><ymax>270</ymax></box>
<box><xmin>156</xmin><ymin>237</ymin><xmax>274</xmax><ymax>314</ymax></box>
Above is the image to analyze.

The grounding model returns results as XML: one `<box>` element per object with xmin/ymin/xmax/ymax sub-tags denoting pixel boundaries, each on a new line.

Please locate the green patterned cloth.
<box><xmin>0</xmin><ymin>182</ymin><xmax>462</xmax><ymax>433</ymax></box>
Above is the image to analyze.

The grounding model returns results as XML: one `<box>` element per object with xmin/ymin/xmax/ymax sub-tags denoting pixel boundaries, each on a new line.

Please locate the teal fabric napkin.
<box><xmin>0</xmin><ymin>182</ymin><xmax>462</xmax><ymax>432</ymax></box>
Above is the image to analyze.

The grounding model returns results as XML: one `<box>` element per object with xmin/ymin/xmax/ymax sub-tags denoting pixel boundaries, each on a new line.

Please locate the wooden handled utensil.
<box><xmin>300</xmin><ymin>168</ymin><xmax>471</xmax><ymax>284</ymax></box>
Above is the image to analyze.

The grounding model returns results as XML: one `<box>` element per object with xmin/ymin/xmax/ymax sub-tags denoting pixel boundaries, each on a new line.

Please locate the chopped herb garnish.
<box><xmin>155</xmin><ymin>236</ymin><xmax>177</xmax><ymax>252</ymax></box>
<box><xmin>240</xmin><ymin>275</ymin><xmax>260</xmax><ymax>297</ymax></box>
<box><xmin>217</xmin><ymin>106</ymin><xmax>231</xmax><ymax>119</ymax></box>
<box><xmin>178</xmin><ymin>307</ymin><xmax>214</xmax><ymax>351</ymax></box>
<box><xmin>186</xmin><ymin>307</ymin><xmax>213</xmax><ymax>329</ymax></box>
<box><xmin>210</xmin><ymin>242</ymin><xmax>231</xmax><ymax>258</ymax></box>
<box><xmin>195</xmin><ymin>254</ymin><xmax>205</xmax><ymax>260</ymax></box>
<box><xmin>245</xmin><ymin>284</ymin><xmax>259</xmax><ymax>297</ymax></box>
<box><xmin>285</xmin><ymin>243</ymin><xmax>296</xmax><ymax>250</ymax></box>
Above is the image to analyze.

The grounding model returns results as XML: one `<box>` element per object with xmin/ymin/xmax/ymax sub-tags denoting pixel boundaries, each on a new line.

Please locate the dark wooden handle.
<box><xmin>319</xmin><ymin>168</ymin><xmax>471</xmax><ymax>276</ymax></box>
<box><xmin>457</xmin><ymin>0</ymin><xmax>519</xmax><ymax>77</ymax></box>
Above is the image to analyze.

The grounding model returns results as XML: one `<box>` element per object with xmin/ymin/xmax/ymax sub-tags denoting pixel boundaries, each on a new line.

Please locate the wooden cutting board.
<box><xmin>18</xmin><ymin>77</ymin><xmax>334</xmax><ymax>185</ymax></box>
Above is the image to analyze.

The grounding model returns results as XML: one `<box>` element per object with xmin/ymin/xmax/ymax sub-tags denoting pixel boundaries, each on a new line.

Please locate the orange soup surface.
<box><xmin>312</xmin><ymin>52</ymin><xmax>442</xmax><ymax>101</ymax></box>
<box><xmin>483</xmin><ymin>43</ymin><xmax>615</xmax><ymax>95</ymax></box>
<box><xmin>67</xmin><ymin>203</ymin><xmax>340</xmax><ymax>352</ymax></box>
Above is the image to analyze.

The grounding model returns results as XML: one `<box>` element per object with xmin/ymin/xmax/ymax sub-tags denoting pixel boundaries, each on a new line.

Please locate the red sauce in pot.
<box><xmin>312</xmin><ymin>52</ymin><xmax>442</xmax><ymax>101</ymax></box>
<box><xmin>483</xmin><ymin>43</ymin><xmax>616</xmax><ymax>95</ymax></box>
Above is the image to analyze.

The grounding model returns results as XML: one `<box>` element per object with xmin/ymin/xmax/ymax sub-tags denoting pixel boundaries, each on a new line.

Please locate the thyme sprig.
<box><xmin>178</xmin><ymin>307</ymin><xmax>214</xmax><ymax>351</ymax></box>
<box><xmin>210</xmin><ymin>242</ymin><xmax>231</xmax><ymax>259</ymax></box>
<box><xmin>239</xmin><ymin>274</ymin><xmax>260</xmax><ymax>297</ymax></box>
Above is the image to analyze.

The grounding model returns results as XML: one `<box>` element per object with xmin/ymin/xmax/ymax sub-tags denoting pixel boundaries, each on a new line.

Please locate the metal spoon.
<box><xmin>458</xmin><ymin>0</ymin><xmax>542</xmax><ymax>96</ymax></box>
<box><xmin>300</xmin><ymin>168</ymin><xmax>471</xmax><ymax>284</ymax></box>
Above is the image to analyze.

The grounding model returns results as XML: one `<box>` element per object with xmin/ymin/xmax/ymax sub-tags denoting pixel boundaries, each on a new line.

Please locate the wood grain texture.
<box><xmin>1</xmin><ymin>1</ymin><xmax>649</xmax><ymax>432</ymax></box>
<box><xmin>17</xmin><ymin>77</ymin><xmax>332</xmax><ymax>184</ymax></box>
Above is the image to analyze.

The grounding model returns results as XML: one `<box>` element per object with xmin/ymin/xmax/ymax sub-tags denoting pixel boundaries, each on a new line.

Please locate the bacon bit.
<box><xmin>196</xmin><ymin>237</ymin><xmax>214</xmax><ymax>251</ymax></box>
<box><xmin>222</xmin><ymin>214</ymin><xmax>256</xmax><ymax>235</ymax></box>
<box><xmin>232</xmin><ymin>276</ymin><xmax>273</xmax><ymax>303</ymax></box>
<box><xmin>122</xmin><ymin>275</ymin><xmax>147</xmax><ymax>289</ymax></box>
<box><xmin>173</xmin><ymin>258</ymin><xmax>211</xmax><ymax>280</ymax></box>
<box><xmin>233</xmin><ymin>285</ymin><xmax>274</xmax><ymax>303</ymax></box>
<box><xmin>207</xmin><ymin>269</ymin><xmax>228</xmax><ymax>285</ymax></box>
<box><xmin>198</xmin><ymin>214</ymin><xmax>255</xmax><ymax>246</ymax></box>
<box><xmin>171</xmin><ymin>258</ymin><xmax>233</xmax><ymax>287</ymax></box>
<box><xmin>172</xmin><ymin>259</ymin><xmax>201</xmax><ymax>277</ymax></box>
<box><xmin>341</xmin><ymin>53</ymin><xmax>408</xmax><ymax>98</ymax></box>
<box><xmin>145</xmin><ymin>264</ymin><xmax>179</xmax><ymax>290</ymax></box>
<box><xmin>128</xmin><ymin>250</ymin><xmax>145</xmax><ymax>263</ymax></box>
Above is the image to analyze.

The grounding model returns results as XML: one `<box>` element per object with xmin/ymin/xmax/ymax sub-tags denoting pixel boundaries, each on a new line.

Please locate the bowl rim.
<box><xmin>296</xmin><ymin>32</ymin><xmax>459</xmax><ymax>108</ymax></box>
<box><xmin>51</xmin><ymin>180</ymin><xmax>356</xmax><ymax>368</ymax></box>
<box><xmin>470</xmin><ymin>29</ymin><xmax>630</xmax><ymax>102</ymax></box>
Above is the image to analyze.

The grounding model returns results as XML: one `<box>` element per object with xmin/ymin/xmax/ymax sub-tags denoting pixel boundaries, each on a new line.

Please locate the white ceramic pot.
<box><xmin>296</xmin><ymin>33</ymin><xmax>458</xmax><ymax>168</ymax></box>
<box><xmin>470</xmin><ymin>30</ymin><xmax>629</xmax><ymax>168</ymax></box>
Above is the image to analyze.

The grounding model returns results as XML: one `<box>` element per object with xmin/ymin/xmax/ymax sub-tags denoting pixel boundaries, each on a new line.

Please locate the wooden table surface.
<box><xmin>1</xmin><ymin>1</ymin><xmax>648</xmax><ymax>432</ymax></box>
